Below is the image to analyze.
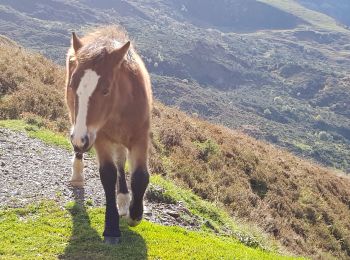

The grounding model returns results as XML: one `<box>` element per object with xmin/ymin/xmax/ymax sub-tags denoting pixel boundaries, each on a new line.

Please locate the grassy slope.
<box><xmin>296</xmin><ymin>0</ymin><xmax>350</xmax><ymax>27</ymax></box>
<box><xmin>150</xmin><ymin>103</ymin><xmax>350</xmax><ymax>259</ymax></box>
<box><xmin>0</xmin><ymin>202</ymin><xmax>300</xmax><ymax>260</ymax></box>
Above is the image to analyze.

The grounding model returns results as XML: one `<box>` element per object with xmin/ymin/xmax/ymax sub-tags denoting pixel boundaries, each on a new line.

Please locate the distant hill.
<box><xmin>297</xmin><ymin>0</ymin><xmax>350</xmax><ymax>27</ymax></box>
<box><xmin>153</xmin><ymin>0</ymin><xmax>308</xmax><ymax>32</ymax></box>
<box><xmin>1</xmin><ymin>38</ymin><xmax>350</xmax><ymax>259</ymax></box>
<box><xmin>0</xmin><ymin>0</ymin><xmax>349</xmax><ymax>174</ymax></box>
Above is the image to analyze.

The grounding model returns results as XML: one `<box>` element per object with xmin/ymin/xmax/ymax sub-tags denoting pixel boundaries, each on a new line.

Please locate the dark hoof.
<box><xmin>126</xmin><ymin>216</ymin><xmax>142</xmax><ymax>227</ymax></box>
<box><xmin>104</xmin><ymin>236</ymin><xmax>121</xmax><ymax>245</ymax></box>
<box><xmin>129</xmin><ymin>200</ymin><xmax>143</xmax><ymax>226</ymax></box>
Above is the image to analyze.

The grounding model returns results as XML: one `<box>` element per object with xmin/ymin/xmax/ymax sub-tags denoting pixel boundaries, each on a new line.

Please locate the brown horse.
<box><xmin>65</xmin><ymin>26</ymin><xmax>152</xmax><ymax>244</ymax></box>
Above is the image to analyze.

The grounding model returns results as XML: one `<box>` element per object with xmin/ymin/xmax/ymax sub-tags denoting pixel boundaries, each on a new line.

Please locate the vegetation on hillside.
<box><xmin>0</xmin><ymin>42</ymin><xmax>68</xmax><ymax>132</ymax></box>
<box><xmin>1</xmin><ymin>39</ymin><xmax>350</xmax><ymax>259</ymax></box>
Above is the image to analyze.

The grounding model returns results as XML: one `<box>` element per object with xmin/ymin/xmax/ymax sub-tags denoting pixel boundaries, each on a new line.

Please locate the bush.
<box><xmin>159</xmin><ymin>128</ymin><xmax>183</xmax><ymax>149</ymax></box>
<box><xmin>146</xmin><ymin>184</ymin><xmax>177</xmax><ymax>204</ymax></box>
<box><xmin>21</xmin><ymin>112</ymin><xmax>45</xmax><ymax>128</ymax></box>
<box><xmin>263</xmin><ymin>108</ymin><xmax>272</xmax><ymax>115</ymax></box>
<box><xmin>0</xmin><ymin>43</ymin><xmax>68</xmax><ymax>132</ymax></box>
<box><xmin>318</xmin><ymin>131</ymin><xmax>333</xmax><ymax>141</ymax></box>
<box><xmin>196</xmin><ymin>139</ymin><xmax>220</xmax><ymax>162</ymax></box>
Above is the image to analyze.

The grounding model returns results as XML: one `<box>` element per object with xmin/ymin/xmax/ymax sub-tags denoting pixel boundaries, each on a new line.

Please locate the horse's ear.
<box><xmin>71</xmin><ymin>32</ymin><xmax>82</xmax><ymax>52</ymax></box>
<box><xmin>109</xmin><ymin>41</ymin><xmax>130</xmax><ymax>64</ymax></box>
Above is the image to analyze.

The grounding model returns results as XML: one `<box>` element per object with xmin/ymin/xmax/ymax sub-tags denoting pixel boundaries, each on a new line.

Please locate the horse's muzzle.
<box><xmin>71</xmin><ymin>134</ymin><xmax>90</xmax><ymax>153</ymax></box>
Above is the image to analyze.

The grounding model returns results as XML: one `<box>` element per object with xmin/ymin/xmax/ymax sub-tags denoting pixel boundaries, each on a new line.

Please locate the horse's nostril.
<box><xmin>73</xmin><ymin>145</ymin><xmax>80</xmax><ymax>153</ymax></box>
<box><xmin>82</xmin><ymin>135</ymin><xmax>89</xmax><ymax>150</ymax></box>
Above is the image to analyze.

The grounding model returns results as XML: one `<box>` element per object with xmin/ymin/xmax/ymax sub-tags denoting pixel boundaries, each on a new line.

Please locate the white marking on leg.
<box><xmin>117</xmin><ymin>193</ymin><xmax>130</xmax><ymax>217</ymax></box>
<box><xmin>70</xmin><ymin>155</ymin><xmax>84</xmax><ymax>187</ymax></box>
<box><xmin>72</xmin><ymin>69</ymin><xmax>100</xmax><ymax>148</ymax></box>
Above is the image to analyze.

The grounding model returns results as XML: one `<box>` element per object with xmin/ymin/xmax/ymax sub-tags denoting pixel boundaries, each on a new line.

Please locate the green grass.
<box><xmin>0</xmin><ymin>120</ymin><xmax>71</xmax><ymax>150</ymax></box>
<box><xmin>151</xmin><ymin>175</ymin><xmax>277</xmax><ymax>251</ymax></box>
<box><xmin>293</xmin><ymin>141</ymin><xmax>312</xmax><ymax>152</ymax></box>
<box><xmin>0</xmin><ymin>202</ymin><xmax>303</xmax><ymax>260</ymax></box>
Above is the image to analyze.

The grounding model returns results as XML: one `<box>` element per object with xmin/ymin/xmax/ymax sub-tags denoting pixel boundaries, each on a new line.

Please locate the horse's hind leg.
<box><xmin>127</xmin><ymin>139</ymin><xmax>149</xmax><ymax>227</ymax></box>
<box><xmin>70</xmin><ymin>152</ymin><xmax>84</xmax><ymax>187</ymax></box>
<box><xmin>115</xmin><ymin>145</ymin><xmax>130</xmax><ymax>217</ymax></box>
<box><xmin>95</xmin><ymin>140</ymin><xmax>120</xmax><ymax>244</ymax></box>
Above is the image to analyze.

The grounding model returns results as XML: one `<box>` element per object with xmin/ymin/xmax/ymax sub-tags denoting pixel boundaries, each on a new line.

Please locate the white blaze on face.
<box><xmin>72</xmin><ymin>69</ymin><xmax>100</xmax><ymax>147</ymax></box>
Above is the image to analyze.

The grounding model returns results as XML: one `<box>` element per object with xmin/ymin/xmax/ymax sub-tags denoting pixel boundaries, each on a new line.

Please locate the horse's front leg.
<box><xmin>95</xmin><ymin>141</ymin><xmax>121</xmax><ymax>245</ymax></box>
<box><xmin>115</xmin><ymin>145</ymin><xmax>130</xmax><ymax>217</ymax></box>
<box><xmin>70</xmin><ymin>152</ymin><xmax>84</xmax><ymax>187</ymax></box>
<box><xmin>100</xmin><ymin>162</ymin><xmax>120</xmax><ymax>244</ymax></box>
<box><xmin>127</xmin><ymin>139</ymin><xmax>150</xmax><ymax>227</ymax></box>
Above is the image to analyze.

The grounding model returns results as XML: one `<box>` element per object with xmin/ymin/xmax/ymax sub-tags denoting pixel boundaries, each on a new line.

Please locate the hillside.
<box><xmin>297</xmin><ymin>0</ymin><xmax>350</xmax><ymax>27</ymax></box>
<box><xmin>1</xmin><ymin>36</ymin><xmax>350</xmax><ymax>259</ymax></box>
<box><xmin>1</xmin><ymin>126</ymin><xmax>294</xmax><ymax>259</ymax></box>
<box><xmin>0</xmin><ymin>0</ymin><xmax>349</xmax><ymax>173</ymax></box>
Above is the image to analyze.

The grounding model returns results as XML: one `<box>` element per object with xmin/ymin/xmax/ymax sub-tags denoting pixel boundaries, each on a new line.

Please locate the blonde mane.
<box><xmin>70</xmin><ymin>26</ymin><xmax>136</xmax><ymax>66</ymax></box>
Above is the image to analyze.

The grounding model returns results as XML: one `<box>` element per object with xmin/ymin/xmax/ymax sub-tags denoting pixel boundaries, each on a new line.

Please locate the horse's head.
<box><xmin>66</xmin><ymin>32</ymin><xmax>130</xmax><ymax>153</ymax></box>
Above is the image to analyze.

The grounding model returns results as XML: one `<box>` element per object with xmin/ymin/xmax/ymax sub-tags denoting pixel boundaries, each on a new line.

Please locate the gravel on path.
<box><xmin>0</xmin><ymin>128</ymin><xmax>201</xmax><ymax>230</ymax></box>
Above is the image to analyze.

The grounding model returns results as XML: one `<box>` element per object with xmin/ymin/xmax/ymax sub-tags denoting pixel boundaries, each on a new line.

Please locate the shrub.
<box><xmin>146</xmin><ymin>184</ymin><xmax>177</xmax><ymax>204</ymax></box>
<box><xmin>318</xmin><ymin>131</ymin><xmax>333</xmax><ymax>141</ymax></box>
<box><xmin>263</xmin><ymin>108</ymin><xmax>272</xmax><ymax>115</ymax></box>
<box><xmin>21</xmin><ymin>112</ymin><xmax>45</xmax><ymax>128</ymax></box>
<box><xmin>0</xmin><ymin>43</ymin><xmax>68</xmax><ymax>132</ymax></box>
<box><xmin>250</xmin><ymin>178</ymin><xmax>268</xmax><ymax>199</ymax></box>
<box><xmin>273</xmin><ymin>96</ymin><xmax>283</xmax><ymax>105</ymax></box>
<box><xmin>159</xmin><ymin>128</ymin><xmax>183</xmax><ymax>149</ymax></box>
<box><xmin>196</xmin><ymin>139</ymin><xmax>220</xmax><ymax>162</ymax></box>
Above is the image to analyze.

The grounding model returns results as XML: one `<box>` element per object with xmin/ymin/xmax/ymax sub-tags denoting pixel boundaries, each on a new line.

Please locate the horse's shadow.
<box><xmin>59</xmin><ymin>187</ymin><xmax>147</xmax><ymax>260</ymax></box>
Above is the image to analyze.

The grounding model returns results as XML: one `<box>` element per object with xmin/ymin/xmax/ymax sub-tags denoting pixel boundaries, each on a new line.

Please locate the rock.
<box><xmin>12</xmin><ymin>190</ymin><xmax>20</xmax><ymax>196</ymax></box>
<box><xmin>168</xmin><ymin>211</ymin><xmax>180</xmax><ymax>218</ymax></box>
<box><xmin>144</xmin><ymin>211</ymin><xmax>152</xmax><ymax>216</ymax></box>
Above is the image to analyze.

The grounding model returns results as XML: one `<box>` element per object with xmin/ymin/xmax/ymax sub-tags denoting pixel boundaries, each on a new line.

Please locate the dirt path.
<box><xmin>0</xmin><ymin>128</ymin><xmax>201</xmax><ymax>230</ymax></box>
